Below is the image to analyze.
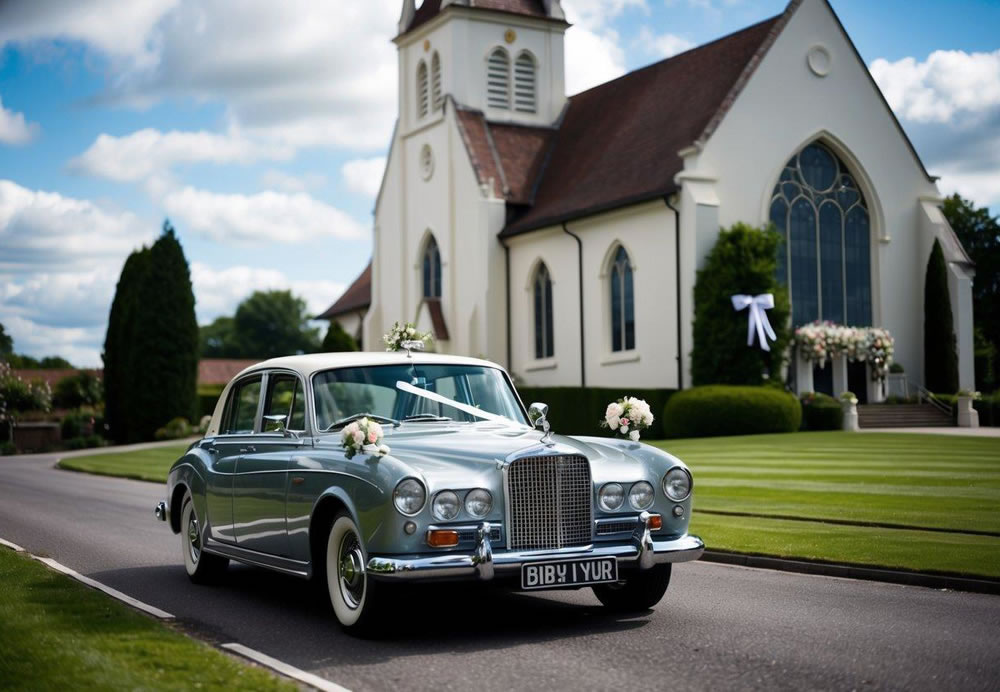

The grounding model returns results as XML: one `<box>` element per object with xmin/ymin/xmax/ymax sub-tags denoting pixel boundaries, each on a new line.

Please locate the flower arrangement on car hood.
<box><xmin>383</xmin><ymin>321</ymin><xmax>432</xmax><ymax>352</ymax></box>
<box><xmin>601</xmin><ymin>397</ymin><xmax>654</xmax><ymax>442</ymax></box>
<box><xmin>341</xmin><ymin>418</ymin><xmax>390</xmax><ymax>459</ymax></box>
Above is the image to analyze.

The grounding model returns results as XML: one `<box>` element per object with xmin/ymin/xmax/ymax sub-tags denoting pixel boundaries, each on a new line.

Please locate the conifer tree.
<box><xmin>924</xmin><ymin>238</ymin><xmax>959</xmax><ymax>393</ymax></box>
<box><xmin>321</xmin><ymin>321</ymin><xmax>359</xmax><ymax>352</ymax></box>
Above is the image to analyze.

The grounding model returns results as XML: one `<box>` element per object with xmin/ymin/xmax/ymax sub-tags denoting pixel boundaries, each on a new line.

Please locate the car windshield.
<box><xmin>312</xmin><ymin>364</ymin><xmax>528</xmax><ymax>431</ymax></box>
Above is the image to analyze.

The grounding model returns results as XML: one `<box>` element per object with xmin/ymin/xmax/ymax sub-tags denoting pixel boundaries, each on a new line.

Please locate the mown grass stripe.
<box><xmin>696</xmin><ymin>509</ymin><xmax>1000</xmax><ymax>538</ymax></box>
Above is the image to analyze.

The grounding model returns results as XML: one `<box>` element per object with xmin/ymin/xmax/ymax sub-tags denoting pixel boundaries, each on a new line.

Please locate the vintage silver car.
<box><xmin>155</xmin><ymin>352</ymin><xmax>704</xmax><ymax>632</ymax></box>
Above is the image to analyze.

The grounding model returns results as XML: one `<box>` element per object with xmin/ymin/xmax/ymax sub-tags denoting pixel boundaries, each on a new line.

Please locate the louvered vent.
<box><xmin>514</xmin><ymin>53</ymin><xmax>536</xmax><ymax>113</ymax></box>
<box><xmin>487</xmin><ymin>48</ymin><xmax>510</xmax><ymax>109</ymax></box>
<box><xmin>417</xmin><ymin>60</ymin><xmax>429</xmax><ymax>118</ymax></box>
<box><xmin>431</xmin><ymin>52</ymin><xmax>443</xmax><ymax>111</ymax></box>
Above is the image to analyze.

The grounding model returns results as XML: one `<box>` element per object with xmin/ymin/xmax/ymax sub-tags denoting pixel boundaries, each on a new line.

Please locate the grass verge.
<box><xmin>58</xmin><ymin>444</ymin><xmax>188</xmax><ymax>483</ymax></box>
<box><xmin>0</xmin><ymin>548</ymin><xmax>295</xmax><ymax>690</ymax></box>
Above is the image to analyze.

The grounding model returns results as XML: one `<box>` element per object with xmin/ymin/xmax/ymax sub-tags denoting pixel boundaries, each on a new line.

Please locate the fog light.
<box><xmin>404</xmin><ymin>521</ymin><xmax>416</xmax><ymax>535</ymax></box>
<box><xmin>672</xmin><ymin>505</ymin><xmax>684</xmax><ymax>517</ymax></box>
<box><xmin>427</xmin><ymin>530</ymin><xmax>459</xmax><ymax>548</ymax></box>
<box><xmin>648</xmin><ymin>514</ymin><xmax>663</xmax><ymax>530</ymax></box>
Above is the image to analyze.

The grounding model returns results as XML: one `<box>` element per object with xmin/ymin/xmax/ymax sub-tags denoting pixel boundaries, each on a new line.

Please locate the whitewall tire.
<box><xmin>326</xmin><ymin>511</ymin><xmax>379</xmax><ymax>632</ymax></box>
<box><xmin>180</xmin><ymin>491</ymin><xmax>227</xmax><ymax>583</ymax></box>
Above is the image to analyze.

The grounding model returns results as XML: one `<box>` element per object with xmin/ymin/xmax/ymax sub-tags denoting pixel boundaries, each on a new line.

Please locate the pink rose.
<box><xmin>368</xmin><ymin>430</ymin><xmax>377</xmax><ymax>443</ymax></box>
<box><xmin>620</xmin><ymin>417</ymin><xmax>629</xmax><ymax>427</ymax></box>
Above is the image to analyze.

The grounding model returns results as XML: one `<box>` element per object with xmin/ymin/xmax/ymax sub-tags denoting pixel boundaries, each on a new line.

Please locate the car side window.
<box><xmin>222</xmin><ymin>376</ymin><xmax>262</xmax><ymax>435</ymax></box>
<box><xmin>262</xmin><ymin>374</ymin><xmax>306</xmax><ymax>432</ymax></box>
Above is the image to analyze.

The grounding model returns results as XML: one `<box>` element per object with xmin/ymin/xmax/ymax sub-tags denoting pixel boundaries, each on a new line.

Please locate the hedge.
<box><xmin>516</xmin><ymin>387</ymin><xmax>676</xmax><ymax>438</ymax></box>
<box><xmin>799</xmin><ymin>392</ymin><xmax>843</xmax><ymax>431</ymax></box>
<box><xmin>662</xmin><ymin>385</ymin><xmax>802</xmax><ymax>438</ymax></box>
<box><xmin>198</xmin><ymin>385</ymin><xmax>225</xmax><ymax>418</ymax></box>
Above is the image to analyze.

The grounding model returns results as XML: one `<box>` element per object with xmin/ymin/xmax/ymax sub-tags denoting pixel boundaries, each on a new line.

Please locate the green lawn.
<box><xmin>62</xmin><ymin>432</ymin><xmax>1000</xmax><ymax>578</ymax></box>
<box><xmin>653</xmin><ymin>431</ymin><xmax>1000</xmax><ymax>578</ymax></box>
<box><xmin>0</xmin><ymin>548</ymin><xmax>295</xmax><ymax>691</ymax></box>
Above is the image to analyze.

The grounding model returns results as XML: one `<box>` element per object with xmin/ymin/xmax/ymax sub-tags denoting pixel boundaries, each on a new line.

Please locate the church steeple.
<box><xmin>395</xmin><ymin>0</ymin><xmax>569</xmax><ymax>130</ymax></box>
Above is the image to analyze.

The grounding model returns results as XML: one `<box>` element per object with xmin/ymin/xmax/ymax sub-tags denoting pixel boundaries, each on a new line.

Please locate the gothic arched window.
<box><xmin>514</xmin><ymin>52</ymin><xmax>536</xmax><ymax>113</ymax></box>
<box><xmin>533</xmin><ymin>262</ymin><xmax>554</xmax><ymax>359</ymax></box>
<box><xmin>770</xmin><ymin>142</ymin><xmax>871</xmax><ymax>327</ymax></box>
<box><xmin>422</xmin><ymin>235</ymin><xmax>441</xmax><ymax>299</ymax></box>
<box><xmin>417</xmin><ymin>60</ymin><xmax>429</xmax><ymax>118</ymax></box>
<box><xmin>610</xmin><ymin>246</ymin><xmax>635</xmax><ymax>352</ymax></box>
<box><xmin>486</xmin><ymin>47</ymin><xmax>510</xmax><ymax>109</ymax></box>
<box><xmin>431</xmin><ymin>52</ymin><xmax>443</xmax><ymax>111</ymax></box>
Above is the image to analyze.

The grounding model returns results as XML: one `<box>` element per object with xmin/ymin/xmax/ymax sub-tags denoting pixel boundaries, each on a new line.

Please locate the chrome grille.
<box><xmin>507</xmin><ymin>455</ymin><xmax>592</xmax><ymax>550</ymax></box>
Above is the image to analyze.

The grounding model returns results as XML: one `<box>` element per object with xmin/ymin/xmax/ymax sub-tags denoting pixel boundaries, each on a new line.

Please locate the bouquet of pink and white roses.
<box><xmin>601</xmin><ymin>397</ymin><xmax>654</xmax><ymax>442</ymax></box>
<box><xmin>340</xmin><ymin>417</ymin><xmax>391</xmax><ymax>459</ymax></box>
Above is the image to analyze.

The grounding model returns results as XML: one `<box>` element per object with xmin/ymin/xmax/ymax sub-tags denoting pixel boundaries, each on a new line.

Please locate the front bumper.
<box><xmin>366</xmin><ymin>511</ymin><xmax>704</xmax><ymax>582</ymax></box>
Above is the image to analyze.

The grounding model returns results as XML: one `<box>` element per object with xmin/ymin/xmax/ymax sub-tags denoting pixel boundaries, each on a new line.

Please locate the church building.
<box><xmin>320</xmin><ymin>0</ymin><xmax>975</xmax><ymax>402</ymax></box>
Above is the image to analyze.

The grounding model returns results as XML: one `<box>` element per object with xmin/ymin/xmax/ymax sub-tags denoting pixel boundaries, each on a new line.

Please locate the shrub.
<box><xmin>691</xmin><ymin>223</ymin><xmax>791</xmax><ymax>386</ymax></box>
<box><xmin>53</xmin><ymin>372</ymin><xmax>102</xmax><ymax>409</ymax></box>
<box><xmin>516</xmin><ymin>387</ymin><xmax>676</xmax><ymax>438</ymax></box>
<box><xmin>924</xmin><ymin>239</ymin><xmax>959</xmax><ymax>393</ymax></box>
<box><xmin>60</xmin><ymin>412</ymin><xmax>91</xmax><ymax>440</ymax></box>
<box><xmin>889</xmin><ymin>362</ymin><xmax>905</xmax><ymax>374</ymax></box>
<box><xmin>1</xmin><ymin>441</ymin><xmax>15</xmax><ymax>455</ymax></box>
<box><xmin>154</xmin><ymin>417</ymin><xmax>193</xmax><ymax>441</ymax></box>
<box><xmin>662</xmin><ymin>385</ymin><xmax>801</xmax><ymax>438</ymax></box>
<box><xmin>799</xmin><ymin>391</ymin><xmax>843</xmax><ymax>431</ymax></box>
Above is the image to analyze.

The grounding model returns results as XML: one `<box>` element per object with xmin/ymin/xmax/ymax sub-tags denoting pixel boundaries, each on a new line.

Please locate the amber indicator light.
<box><xmin>427</xmin><ymin>530</ymin><xmax>460</xmax><ymax>548</ymax></box>
<box><xmin>648</xmin><ymin>514</ymin><xmax>663</xmax><ymax>531</ymax></box>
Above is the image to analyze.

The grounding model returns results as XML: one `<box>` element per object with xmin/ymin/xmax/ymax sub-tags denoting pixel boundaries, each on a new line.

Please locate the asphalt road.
<box><xmin>2</xmin><ymin>450</ymin><xmax>999</xmax><ymax>691</ymax></box>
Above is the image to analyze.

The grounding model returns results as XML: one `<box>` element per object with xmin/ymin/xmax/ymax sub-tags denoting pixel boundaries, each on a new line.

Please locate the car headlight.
<box><xmin>629</xmin><ymin>481</ymin><xmax>655</xmax><ymax>510</ymax></box>
<box><xmin>393</xmin><ymin>478</ymin><xmax>426</xmax><ymax>516</ymax></box>
<box><xmin>598</xmin><ymin>483</ymin><xmax>625</xmax><ymax>511</ymax></box>
<box><xmin>432</xmin><ymin>490</ymin><xmax>461</xmax><ymax>520</ymax></box>
<box><xmin>662</xmin><ymin>467</ymin><xmax>692</xmax><ymax>502</ymax></box>
<box><xmin>465</xmin><ymin>489</ymin><xmax>493</xmax><ymax>518</ymax></box>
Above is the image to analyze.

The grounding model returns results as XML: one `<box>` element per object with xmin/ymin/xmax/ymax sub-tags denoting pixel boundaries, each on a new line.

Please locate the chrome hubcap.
<box><xmin>187</xmin><ymin>515</ymin><xmax>201</xmax><ymax>563</ymax></box>
<box><xmin>338</xmin><ymin>532</ymin><xmax>365</xmax><ymax>610</ymax></box>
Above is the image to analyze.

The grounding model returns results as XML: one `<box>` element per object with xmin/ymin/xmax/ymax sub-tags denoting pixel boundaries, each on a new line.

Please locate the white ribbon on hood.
<box><xmin>731</xmin><ymin>293</ymin><xmax>777</xmax><ymax>352</ymax></box>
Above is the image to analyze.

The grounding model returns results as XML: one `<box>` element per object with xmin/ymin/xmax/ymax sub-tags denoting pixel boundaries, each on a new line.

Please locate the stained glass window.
<box><xmin>610</xmin><ymin>246</ymin><xmax>635</xmax><ymax>352</ymax></box>
<box><xmin>533</xmin><ymin>263</ymin><xmax>554</xmax><ymax>359</ymax></box>
<box><xmin>422</xmin><ymin>236</ymin><xmax>441</xmax><ymax>299</ymax></box>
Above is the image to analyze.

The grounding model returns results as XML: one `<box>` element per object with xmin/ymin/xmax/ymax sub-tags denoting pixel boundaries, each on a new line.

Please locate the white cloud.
<box><xmin>259</xmin><ymin>169</ymin><xmax>327</xmax><ymax>193</ymax></box>
<box><xmin>161</xmin><ymin>186</ymin><xmax>366</xmax><ymax>244</ymax></box>
<box><xmin>70</xmin><ymin>128</ymin><xmax>292</xmax><ymax>182</ymax></box>
<box><xmin>190</xmin><ymin>262</ymin><xmax>344</xmax><ymax>323</ymax></box>
<box><xmin>0</xmin><ymin>95</ymin><xmax>39</xmax><ymax>145</ymax></box>
<box><xmin>341</xmin><ymin>157</ymin><xmax>386</xmax><ymax>200</ymax></box>
<box><xmin>636</xmin><ymin>26</ymin><xmax>694</xmax><ymax>59</ymax></box>
<box><xmin>871</xmin><ymin>49</ymin><xmax>1000</xmax><ymax>124</ymax></box>
<box><xmin>0</xmin><ymin>313</ymin><xmax>106</xmax><ymax>368</ymax></box>
<box><xmin>563</xmin><ymin>0</ymin><xmax>647</xmax><ymax>94</ymax></box>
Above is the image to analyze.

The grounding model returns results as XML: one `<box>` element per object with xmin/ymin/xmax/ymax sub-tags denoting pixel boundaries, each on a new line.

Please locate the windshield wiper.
<box><xmin>323</xmin><ymin>412</ymin><xmax>400</xmax><ymax>432</ymax></box>
<box><xmin>402</xmin><ymin>414</ymin><xmax>453</xmax><ymax>422</ymax></box>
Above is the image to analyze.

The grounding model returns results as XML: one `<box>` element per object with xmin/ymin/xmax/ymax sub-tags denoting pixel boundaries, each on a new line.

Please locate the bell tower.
<box><xmin>394</xmin><ymin>0</ymin><xmax>569</xmax><ymax>131</ymax></box>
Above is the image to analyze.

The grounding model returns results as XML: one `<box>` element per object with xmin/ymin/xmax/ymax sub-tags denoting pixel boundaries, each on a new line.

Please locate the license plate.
<box><xmin>521</xmin><ymin>557</ymin><xmax>618</xmax><ymax>590</ymax></box>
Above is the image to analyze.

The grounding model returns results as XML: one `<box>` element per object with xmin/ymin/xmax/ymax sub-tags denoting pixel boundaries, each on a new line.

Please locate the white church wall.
<box><xmin>688</xmin><ymin>0</ymin><xmax>948</xmax><ymax>389</ymax></box>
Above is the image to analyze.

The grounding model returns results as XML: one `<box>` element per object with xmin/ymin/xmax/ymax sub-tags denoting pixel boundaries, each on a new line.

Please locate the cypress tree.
<box><xmin>103</xmin><ymin>247</ymin><xmax>151</xmax><ymax>443</ymax></box>
<box><xmin>691</xmin><ymin>223</ymin><xmax>791</xmax><ymax>386</ymax></box>
<box><xmin>131</xmin><ymin>221</ymin><xmax>199</xmax><ymax>440</ymax></box>
<box><xmin>321</xmin><ymin>321</ymin><xmax>359</xmax><ymax>352</ymax></box>
<box><xmin>924</xmin><ymin>238</ymin><xmax>959</xmax><ymax>393</ymax></box>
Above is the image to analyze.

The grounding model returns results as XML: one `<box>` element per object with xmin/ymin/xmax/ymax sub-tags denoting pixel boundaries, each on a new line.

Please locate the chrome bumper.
<box><xmin>366</xmin><ymin>511</ymin><xmax>705</xmax><ymax>582</ymax></box>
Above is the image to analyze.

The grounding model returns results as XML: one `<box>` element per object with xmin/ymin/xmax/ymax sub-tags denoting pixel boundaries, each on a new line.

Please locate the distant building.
<box><xmin>325</xmin><ymin>0</ymin><xmax>975</xmax><ymax>401</ymax></box>
<box><xmin>317</xmin><ymin>263</ymin><xmax>371</xmax><ymax>350</ymax></box>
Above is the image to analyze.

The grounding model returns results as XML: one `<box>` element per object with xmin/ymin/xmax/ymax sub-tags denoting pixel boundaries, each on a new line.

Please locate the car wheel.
<box><xmin>592</xmin><ymin>564</ymin><xmax>671</xmax><ymax>612</ymax></box>
<box><xmin>181</xmin><ymin>491</ymin><xmax>228</xmax><ymax>583</ymax></box>
<box><xmin>326</xmin><ymin>511</ymin><xmax>381</xmax><ymax>634</ymax></box>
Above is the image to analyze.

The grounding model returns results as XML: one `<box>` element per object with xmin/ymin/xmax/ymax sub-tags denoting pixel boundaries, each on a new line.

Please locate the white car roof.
<box><xmin>235</xmin><ymin>351</ymin><xmax>505</xmax><ymax>380</ymax></box>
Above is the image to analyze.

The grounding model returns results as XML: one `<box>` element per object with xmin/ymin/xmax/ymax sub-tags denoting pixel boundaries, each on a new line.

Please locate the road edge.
<box><xmin>701</xmin><ymin>550</ymin><xmax>1000</xmax><ymax>595</ymax></box>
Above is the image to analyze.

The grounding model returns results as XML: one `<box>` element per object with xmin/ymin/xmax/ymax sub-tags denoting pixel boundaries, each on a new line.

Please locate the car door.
<box><xmin>232</xmin><ymin>371</ymin><xmax>308</xmax><ymax>557</ymax></box>
<box><xmin>206</xmin><ymin>374</ymin><xmax>263</xmax><ymax>544</ymax></box>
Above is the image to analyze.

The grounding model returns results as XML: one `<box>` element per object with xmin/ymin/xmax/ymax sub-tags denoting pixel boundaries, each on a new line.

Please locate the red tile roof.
<box><xmin>317</xmin><ymin>263</ymin><xmax>372</xmax><ymax>320</ymax></box>
<box><xmin>405</xmin><ymin>0</ymin><xmax>556</xmax><ymax>35</ymax></box>
<box><xmin>501</xmin><ymin>14</ymin><xmax>785</xmax><ymax>236</ymax></box>
<box><xmin>198</xmin><ymin>359</ymin><xmax>259</xmax><ymax>386</ymax></box>
<box><xmin>11</xmin><ymin>369</ymin><xmax>101</xmax><ymax>390</ymax></box>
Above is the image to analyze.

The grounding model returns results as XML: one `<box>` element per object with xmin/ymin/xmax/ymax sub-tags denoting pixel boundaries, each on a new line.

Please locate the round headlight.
<box><xmin>465</xmin><ymin>489</ymin><xmax>493</xmax><ymax>518</ymax></box>
<box><xmin>598</xmin><ymin>483</ymin><xmax>625</xmax><ymax>512</ymax></box>
<box><xmin>662</xmin><ymin>467</ymin><xmax>692</xmax><ymax>502</ymax></box>
<box><xmin>432</xmin><ymin>490</ymin><xmax>461</xmax><ymax>521</ymax></box>
<box><xmin>393</xmin><ymin>478</ymin><xmax>426</xmax><ymax>516</ymax></box>
<box><xmin>629</xmin><ymin>481</ymin><xmax>655</xmax><ymax>510</ymax></box>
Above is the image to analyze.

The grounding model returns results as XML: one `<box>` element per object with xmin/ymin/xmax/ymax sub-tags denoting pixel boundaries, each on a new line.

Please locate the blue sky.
<box><xmin>1</xmin><ymin>0</ymin><xmax>997</xmax><ymax>366</ymax></box>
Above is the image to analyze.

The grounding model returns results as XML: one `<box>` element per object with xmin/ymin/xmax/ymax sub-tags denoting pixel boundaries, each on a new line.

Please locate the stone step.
<box><xmin>857</xmin><ymin>404</ymin><xmax>953</xmax><ymax>429</ymax></box>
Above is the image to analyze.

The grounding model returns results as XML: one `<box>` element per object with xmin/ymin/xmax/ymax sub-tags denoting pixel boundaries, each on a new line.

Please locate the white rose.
<box><xmin>377</xmin><ymin>444</ymin><xmax>391</xmax><ymax>456</ymax></box>
<box><xmin>606</xmin><ymin>414</ymin><xmax>619</xmax><ymax>429</ymax></box>
<box><xmin>643</xmin><ymin>412</ymin><xmax>654</xmax><ymax>426</ymax></box>
<box><xmin>353</xmin><ymin>430</ymin><xmax>364</xmax><ymax>445</ymax></box>
<box><xmin>606</xmin><ymin>402</ymin><xmax>623</xmax><ymax>419</ymax></box>
<box><xmin>620</xmin><ymin>425</ymin><xmax>629</xmax><ymax>434</ymax></box>
<box><xmin>629</xmin><ymin>430</ymin><xmax>640</xmax><ymax>442</ymax></box>
<box><xmin>407</xmin><ymin>327</ymin><xmax>415</xmax><ymax>336</ymax></box>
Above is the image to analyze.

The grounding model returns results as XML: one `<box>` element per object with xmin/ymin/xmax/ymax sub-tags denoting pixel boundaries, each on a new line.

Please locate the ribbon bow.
<box><xmin>731</xmin><ymin>293</ymin><xmax>777</xmax><ymax>352</ymax></box>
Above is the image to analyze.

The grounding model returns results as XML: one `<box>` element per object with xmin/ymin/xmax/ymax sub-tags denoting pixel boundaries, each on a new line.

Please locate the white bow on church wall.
<box><xmin>731</xmin><ymin>293</ymin><xmax>778</xmax><ymax>352</ymax></box>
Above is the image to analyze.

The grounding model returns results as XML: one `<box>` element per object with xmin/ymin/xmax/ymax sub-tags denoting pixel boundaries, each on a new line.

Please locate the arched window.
<box><xmin>771</xmin><ymin>142</ymin><xmax>871</xmax><ymax>326</ymax></box>
<box><xmin>422</xmin><ymin>235</ymin><xmax>441</xmax><ymax>299</ymax></box>
<box><xmin>610</xmin><ymin>246</ymin><xmax>635</xmax><ymax>352</ymax></box>
<box><xmin>416</xmin><ymin>60</ymin><xmax>429</xmax><ymax>118</ymax></box>
<box><xmin>533</xmin><ymin>263</ymin><xmax>554</xmax><ymax>359</ymax></box>
<box><xmin>486</xmin><ymin>48</ymin><xmax>510</xmax><ymax>109</ymax></box>
<box><xmin>514</xmin><ymin>52</ymin><xmax>536</xmax><ymax>113</ymax></box>
<box><xmin>431</xmin><ymin>52</ymin><xmax>443</xmax><ymax>112</ymax></box>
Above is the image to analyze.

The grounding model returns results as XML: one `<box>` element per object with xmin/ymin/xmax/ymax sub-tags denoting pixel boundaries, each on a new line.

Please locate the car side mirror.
<box><xmin>528</xmin><ymin>402</ymin><xmax>550</xmax><ymax>433</ymax></box>
<box><xmin>263</xmin><ymin>414</ymin><xmax>294</xmax><ymax>437</ymax></box>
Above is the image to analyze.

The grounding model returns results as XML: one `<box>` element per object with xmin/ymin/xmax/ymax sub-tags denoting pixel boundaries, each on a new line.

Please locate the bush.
<box><xmin>799</xmin><ymin>392</ymin><xmax>843</xmax><ymax>431</ymax></box>
<box><xmin>516</xmin><ymin>387</ymin><xmax>676</xmax><ymax>439</ymax></box>
<box><xmin>53</xmin><ymin>372</ymin><xmax>102</xmax><ymax>409</ymax></box>
<box><xmin>662</xmin><ymin>385</ymin><xmax>802</xmax><ymax>438</ymax></box>
<box><xmin>198</xmin><ymin>385</ymin><xmax>225</xmax><ymax>418</ymax></box>
<box><xmin>60</xmin><ymin>412</ymin><xmax>91</xmax><ymax>440</ymax></box>
<box><xmin>691</xmin><ymin>223</ymin><xmax>791</xmax><ymax>386</ymax></box>
<box><xmin>154</xmin><ymin>417</ymin><xmax>193</xmax><ymax>441</ymax></box>
<box><xmin>1</xmin><ymin>441</ymin><xmax>15</xmax><ymax>456</ymax></box>
<box><xmin>889</xmin><ymin>362</ymin><xmax>905</xmax><ymax>374</ymax></box>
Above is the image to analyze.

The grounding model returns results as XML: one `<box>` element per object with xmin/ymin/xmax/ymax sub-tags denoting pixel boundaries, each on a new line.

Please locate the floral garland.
<box><xmin>340</xmin><ymin>417</ymin><xmax>390</xmax><ymax>459</ymax></box>
<box><xmin>793</xmin><ymin>321</ymin><xmax>895</xmax><ymax>381</ymax></box>
<box><xmin>601</xmin><ymin>397</ymin><xmax>654</xmax><ymax>442</ymax></box>
<box><xmin>383</xmin><ymin>321</ymin><xmax>432</xmax><ymax>352</ymax></box>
